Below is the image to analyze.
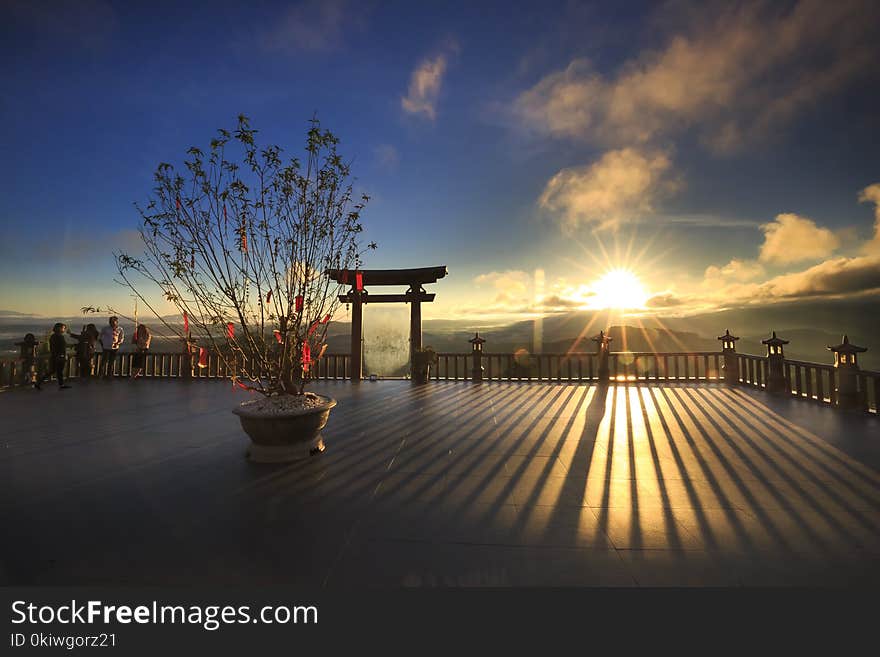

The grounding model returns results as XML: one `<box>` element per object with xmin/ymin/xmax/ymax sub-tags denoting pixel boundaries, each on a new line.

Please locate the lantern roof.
<box><xmin>827</xmin><ymin>334</ymin><xmax>866</xmax><ymax>354</ymax></box>
<box><xmin>468</xmin><ymin>332</ymin><xmax>486</xmax><ymax>345</ymax></box>
<box><xmin>717</xmin><ymin>329</ymin><xmax>739</xmax><ymax>342</ymax></box>
<box><xmin>761</xmin><ymin>331</ymin><xmax>789</xmax><ymax>346</ymax></box>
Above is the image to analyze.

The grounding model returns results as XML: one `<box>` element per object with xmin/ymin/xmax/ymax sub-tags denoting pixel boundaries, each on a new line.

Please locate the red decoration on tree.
<box><xmin>241</xmin><ymin>231</ymin><xmax>248</xmax><ymax>253</ymax></box>
<box><xmin>235</xmin><ymin>380</ymin><xmax>248</xmax><ymax>390</ymax></box>
<box><xmin>295</xmin><ymin>295</ymin><xmax>303</xmax><ymax>312</ymax></box>
<box><xmin>226</xmin><ymin>322</ymin><xmax>235</xmax><ymax>339</ymax></box>
<box><xmin>355</xmin><ymin>271</ymin><xmax>363</xmax><ymax>291</ymax></box>
<box><xmin>273</xmin><ymin>330</ymin><xmax>282</xmax><ymax>343</ymax></box>
<box><xmin>266</xmin><ymin>289</ymin><xmax>272</xmax><ymax>303</ymax></box>
<box><xmin>322</xmin><ymin>314</ymin><xmax>330</xmax><ymax>324</ymax></box>
<box><xmin>198</xmin><ymin>347</ymin><xmax>208</xmax><ymax>368</ymax></box>
<box><xmin>176</xmin><ymin>197</ymin><xmax>181</xmax><ymax>210</ymax></box>
<box><xmin>308</xmin><ymin>321</ymin><xmax>320</xmax><ymax>336</ymax></box>
<box><xmin>183</xmin><ymin>312</ymin><xmax>189</xmax><ymax>334</ymax></box>
<box><xmin>302</xmin><ymin>342</ymin><xmax>311</xmax><ymax>365</ymax></box>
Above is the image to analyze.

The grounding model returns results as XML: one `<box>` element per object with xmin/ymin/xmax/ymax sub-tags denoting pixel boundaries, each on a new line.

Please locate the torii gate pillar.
<box><xmin>350</xmin><ymin>289</ymin><xmax>365</xmax><ymax>381</ymax></box>
<box><xmin>408</xmin><ymin>285</ymin><xmax>423</xmax><ymax>366</ymax></box>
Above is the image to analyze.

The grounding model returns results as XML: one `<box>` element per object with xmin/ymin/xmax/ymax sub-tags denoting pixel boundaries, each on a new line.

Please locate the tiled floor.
<box><xmin>1</xmin><ymin>379</ymin><xmax>878</xmax><ymax>586</ymax></box>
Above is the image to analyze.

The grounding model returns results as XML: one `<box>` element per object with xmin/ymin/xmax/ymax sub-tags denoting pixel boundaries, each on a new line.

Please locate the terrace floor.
<box><xmin>1</xmin><ymin>379</ymin><xmax>879</xmax><ymax>587</ymax></box>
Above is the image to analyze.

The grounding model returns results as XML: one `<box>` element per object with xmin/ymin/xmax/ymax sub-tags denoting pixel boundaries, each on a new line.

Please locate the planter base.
<box><xmin>233</xmin><ymin>393</ymin><xmax>336</xmax><ymax>464</ymax></box>
<box><xmin>245</xmin><ymin>435</ymin><xmax>325</xmax><ymax>463</ymax></box>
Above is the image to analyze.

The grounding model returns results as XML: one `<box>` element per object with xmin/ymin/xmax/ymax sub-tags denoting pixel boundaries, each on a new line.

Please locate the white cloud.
<box><xmin>704</xmin><ymin>259</ymin><xmax>764</xmax><ymax>283</ymax></box>
<box><xmin>401</xmin><ymin>53</ymin><xmax>450</xmax><ymax>120</ymax></box>
<box><xmin>859</xmin><ymin>183</ymin><xmax>880</xmax><ymax>254</ymax></box>
<box><xmin>758</xmin><ymin>213</ymin><xmax>840</xmax><ymax>264</ymax></box>
<box><xmin>474</xmin><ymin>270</ymin><xmax>532</xmax><ymax>296</ymax></box>
<box><xmin>538</xmin><ymin>148</ymin><xmax>679</xmax><ymax>231</ymax></box>
<box><xmin>514</xmin><ymin>1</ymin><xmax>879</xmax><ymax>152</ymax></box>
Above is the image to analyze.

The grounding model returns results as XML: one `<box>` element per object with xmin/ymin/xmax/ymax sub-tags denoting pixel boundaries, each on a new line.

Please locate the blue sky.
<box><xmin>2</xmin><ymin>0</ymin><xmax>879</xmax><ymax>320</ymax></box>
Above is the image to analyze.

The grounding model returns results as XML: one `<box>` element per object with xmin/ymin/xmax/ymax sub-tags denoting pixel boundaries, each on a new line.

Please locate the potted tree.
<box><xmin>411</xmin><ymin>346</ymin><xmax>438</xmax><ymax>384</ymax></box>
<box><xmin>116</xmin><ymin>114</ymin><xmax>375</xmax><ymax>462</ymax></box>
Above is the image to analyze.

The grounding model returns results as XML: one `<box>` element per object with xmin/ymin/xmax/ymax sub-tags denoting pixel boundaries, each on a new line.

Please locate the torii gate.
<box><xmin>326</xmin><ymin>266</ymin><xmax>448</xmax><ymax>380</ymax></box>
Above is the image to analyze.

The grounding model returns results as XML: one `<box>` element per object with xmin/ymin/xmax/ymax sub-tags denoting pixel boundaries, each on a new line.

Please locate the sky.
<box><xmin>1</xmin><ymin>0</ymin><xmax>879</xmax><ymax>324</ymax></box>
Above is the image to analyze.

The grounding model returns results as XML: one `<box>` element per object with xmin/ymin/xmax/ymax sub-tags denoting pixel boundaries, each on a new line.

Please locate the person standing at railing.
<box><xmin>130</xmin><ymin>324</ymin><xmax>152</xmax><ymax>379</ymax></box>
<box><xmin>99</xmin><ymin>316</ymin><xmax>124</xmax><ymax>377</ymax></box>
<box><xmin>15</xmin><ymin>333</ymin><xmax>39</xmax><ymax>386</ymax></box>
<box><xmin>35</xmin><ymin>323</ymin><xmax>71</xmax><ymax>390</ymax></box>
<box><xmin>70</xmin><ymin>323</ymin><xmax>100</xmax><ymax>379</ymax></box>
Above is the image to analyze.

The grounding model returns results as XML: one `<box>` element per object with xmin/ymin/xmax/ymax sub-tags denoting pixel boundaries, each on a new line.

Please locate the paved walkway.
<box><xmin>1</xmin><ymin>380</ymin><xmax>878</xmax><ymax>586</ymax></box>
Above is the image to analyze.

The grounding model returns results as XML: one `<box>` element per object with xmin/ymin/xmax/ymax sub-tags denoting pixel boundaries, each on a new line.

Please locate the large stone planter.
<box><xmin>232</xmin><ymin>393</ymin><xmax>337</xmax><ymax>463</ymax></box>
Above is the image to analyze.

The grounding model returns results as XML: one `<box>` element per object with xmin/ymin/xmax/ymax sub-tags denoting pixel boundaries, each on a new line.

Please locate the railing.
<box><xmin>1</xmin><ymin>349</ymin><xmax>875</xmax><ymax>415</ymax></box>
<box><xmin>736</xmin><ymin>354</ymin><xmax>878</xmax><ymax>414</ymax></box>
<box><xmin>434</xmin><ymin>351</ymin><xmax>724</xmax><ymax>383</ymax></box>
<box><xmin>0</xmin><ymin>351</ymin><xmax>352</xmax><ymax>389</ymax></box>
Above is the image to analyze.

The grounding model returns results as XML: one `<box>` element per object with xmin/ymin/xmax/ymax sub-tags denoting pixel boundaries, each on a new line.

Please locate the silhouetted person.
<box><xmin>36</xmin><ymin>323</ymin><xmax>71</xmax><ymax>390</ymax></box>
<box><xmin>15</xmin><ymin>333</ymin><xmax>39</xmax><ymax>386</ymax></box>
<box><xmin>99</xmin><ymin>316</ymin><xmax>124</xmax><ymax>377</ymax></box>
<box><xmin>71</xmin><ymin>323</ymin><xmax>100</xmax><ymax>379</ymax></box>
<box><xmin>130</xmin><ymin>324</ymin><xmax>152</xmax><ymax>379</ymax></box>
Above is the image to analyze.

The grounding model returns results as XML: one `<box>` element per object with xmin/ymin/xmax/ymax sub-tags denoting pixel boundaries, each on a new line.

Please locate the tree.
<box><xmin>116</xmin><ymin>114</ymin><xmax>375</xmax><ymax>396</ymax></box>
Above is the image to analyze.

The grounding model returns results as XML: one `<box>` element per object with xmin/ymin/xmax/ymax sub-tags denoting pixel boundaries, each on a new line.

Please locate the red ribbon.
<box><xmin>302</xmin><ymin>342</ymin><xmax>311</xmax><ymax>365</ymax></box>
<box><xmin>322</xmin><ymin>314</ymin><xmax>330</xmax><ymax>324</ymax></box>
<box><xmin>308</xmin><ymin>321</ymin><xmax>320</xmax><ymax>335</ymax></box>
<box><xmin>273</xmin><ymin>330</ymin><xmax>282</xmax><ymax>343</ymax></box>
<box><xmin>236</xmin><ymin>380</ymin><xmax>248</xmax><ymax>390</ymax></box>
<box><xmin>183</xmin><ymin>312</ymin><xmax>189</xmax><ymax>334</ymax></box>
<box><xmin>295</xmin><ymin>295</ymin><xmax>303</xmax><ymax>312</ymax></box>
<box><xmin>355</xmin><ymin>271</ymin><xmax>363</xmax><ymax>291</ymax></box>
<box><xmin>226</xmin><ymin>322</ymin><xmax>235</xmax><ymax>339</ymax></box>
<box><xmin>198</xmin><ymin>348</ymin><xmax>208</xmax><ymax>368</ymax></box>
<box><xmin>241</xmin><ymin>232</ymin><xmax>248</xmax><ymax>253</ymax></box>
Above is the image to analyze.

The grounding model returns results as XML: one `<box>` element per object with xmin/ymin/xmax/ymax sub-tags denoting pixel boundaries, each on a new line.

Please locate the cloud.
<box><xmin>859</xmin><ymin>183</ymin><xmax>880</xmax><ymax>253</ymax></box>
<box><xmin>401</xmin><ymin>43</ymin><xmax>458</xmax><ymax>120</ymax></box>
<box><xmin>262</xmin><ymin>0</ymin><xmax>364</xmax><ymax>53</ymax></box>
<box><xmin>756</xmin><ymin>255</ymin><xmax>880</xmax><ymax>299</ymax></box>
<box><xmin>514</xmin><ymin>1</ymin><xmax>879</xmax><ymax>152</ymax></box>
<box><xmin>758</xmin><ymin>213</ymin><xmax>840</xmax><ymax>264</ymax></box>
<box><xmin>538</xmin><ymin>148</ymin><xmax>679</xmax><ymax>231</ymax></box>
<box><xmin>646</xmin><ymin>293</ymin><xmax>683</xmax><ymax>308</ymax></box>
<box><xmin>704</xmin><ymin>259</ymin><xmax>764</xmax><ymax>283</ymax></box>
<box><xmin>474</xmin><ymin>270</ymin><xmax>532</xmax><ymax>296</ymax></box>
<box><xmin>539</xmin><ymin>294</ymin><xmax>584</xmax><ymax>310</ymax></box>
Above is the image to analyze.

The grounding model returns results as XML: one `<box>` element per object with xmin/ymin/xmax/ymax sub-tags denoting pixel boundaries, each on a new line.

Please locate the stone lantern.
<box><xmin>592</xmin><ymin>330</ymin><xmax>613</xmax><ymax>383</ymax></box>
<box><xmin>828</xmin><ymin>334</ymin><xmax>867</xmax><ymax>410</ymax></box>
<box><xmin>717</xmin><ymin>329</ymin><xmax>740</xmax><ymax>385</ymax></box>
<box><xmin>469</xmin><ymin>332</ymin><xmax>486</xmax><ymax>383</ymax></box>
<box><xmin>762</xmin><ymin>331</ymin><xmax>789</xmax><ymax>394</ymax></box>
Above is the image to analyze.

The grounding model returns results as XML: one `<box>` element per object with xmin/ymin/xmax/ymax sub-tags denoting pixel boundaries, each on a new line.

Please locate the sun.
<box><xmin>589</xmin><ymin>268</ymin><xmax>648</xmax><ymax>310</ymax></box>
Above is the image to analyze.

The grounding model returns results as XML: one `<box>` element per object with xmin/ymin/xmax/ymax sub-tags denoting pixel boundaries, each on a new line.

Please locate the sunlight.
<box><xmin>589</xmin><ymin>268</ymin><xmax>648</xmax><ymax>310</ymax></box>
